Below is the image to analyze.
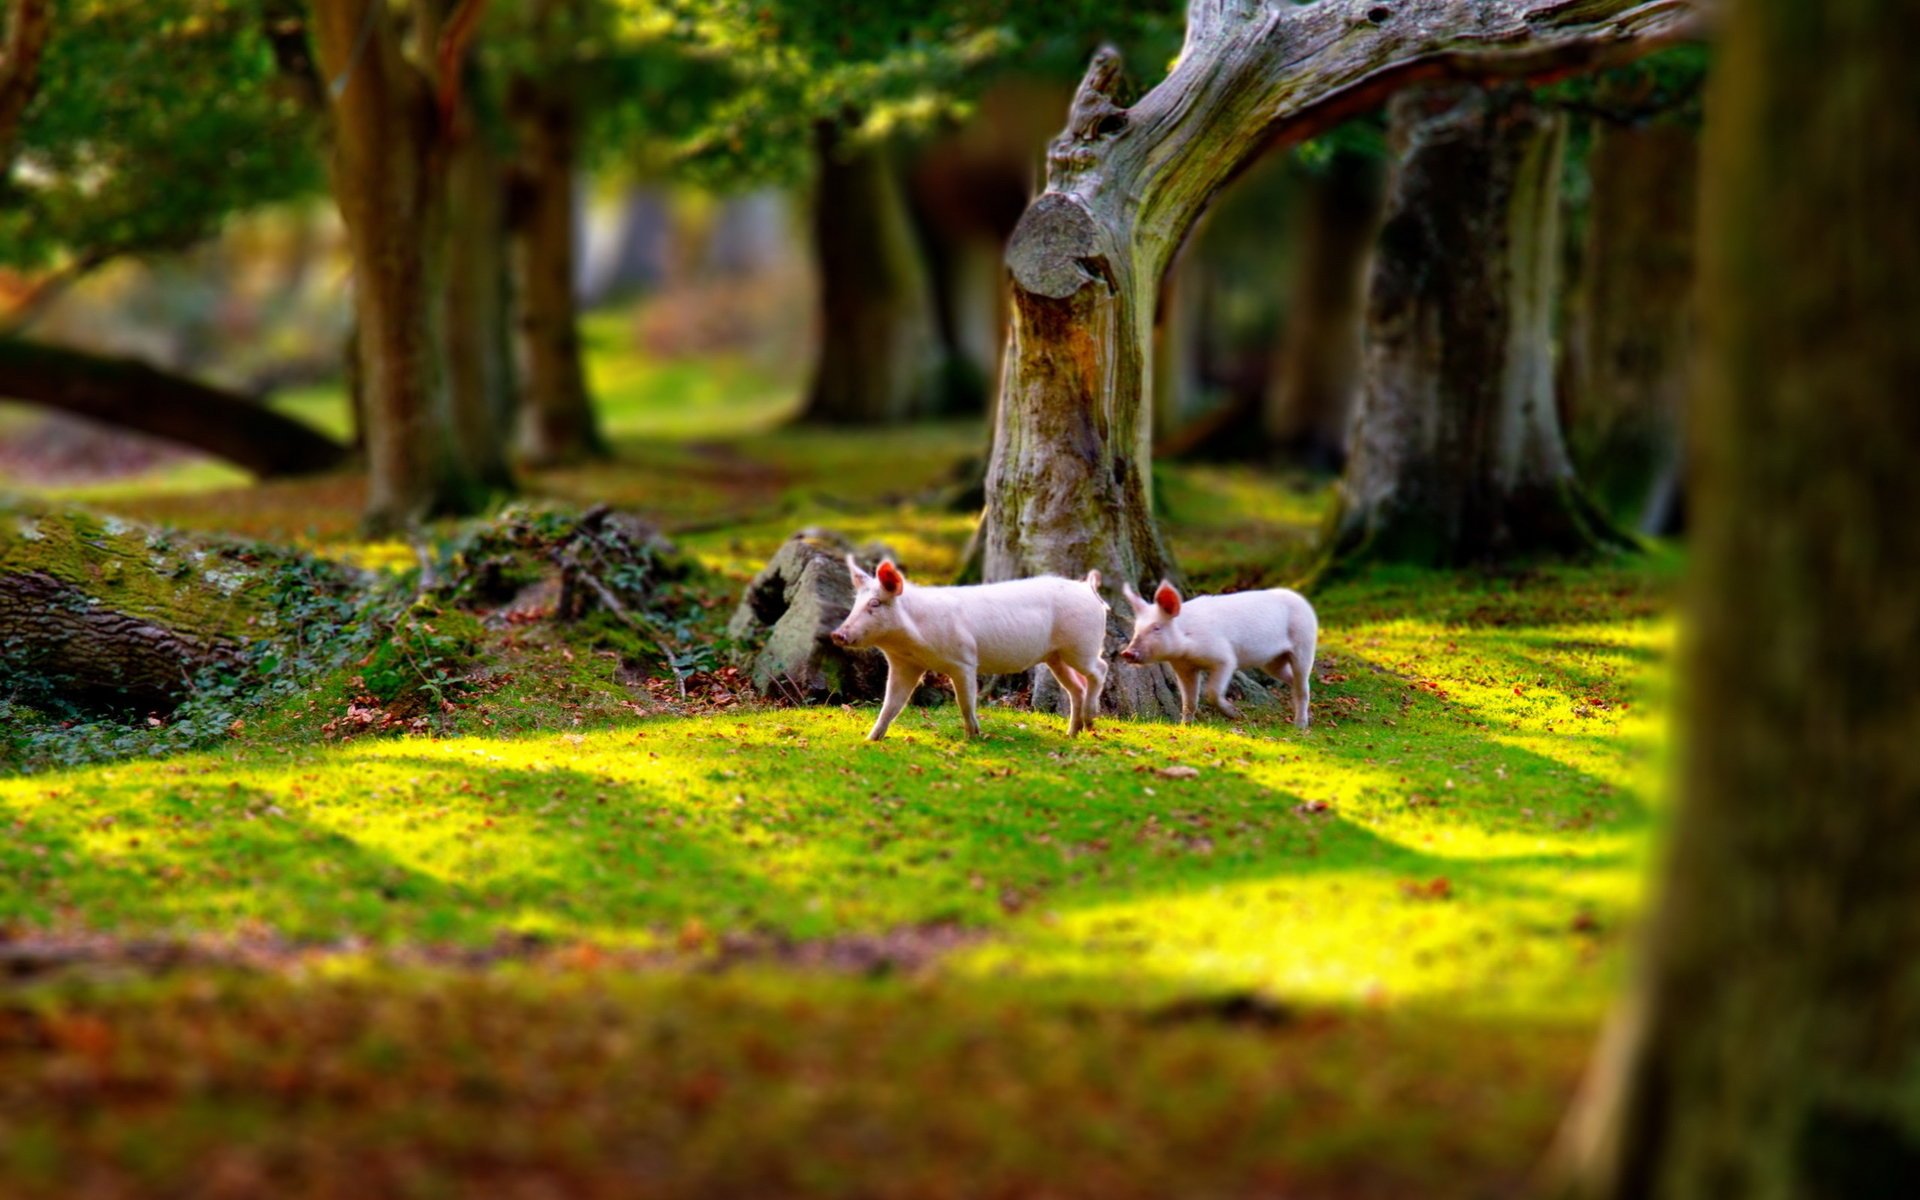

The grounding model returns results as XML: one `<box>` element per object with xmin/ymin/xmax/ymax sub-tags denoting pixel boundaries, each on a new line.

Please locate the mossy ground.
<box><xmin>0</xmin><ymin>330</ymin><xmax>1678</xmax><ymax>1197</ymax></box>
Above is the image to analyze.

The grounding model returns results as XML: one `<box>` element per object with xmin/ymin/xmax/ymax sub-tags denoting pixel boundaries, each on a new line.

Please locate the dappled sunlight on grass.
<box><xmin>0</xmin><ymin>316</ymin><xmax>1691</xmax><ymax>1194</ymax></box>
<box><xmin>2</xmin><ymin>555</ymin><xmax>1672</xmax><ymax>1025</ymax></box>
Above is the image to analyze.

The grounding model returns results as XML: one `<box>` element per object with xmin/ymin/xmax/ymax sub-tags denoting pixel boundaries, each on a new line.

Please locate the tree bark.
<box><xmin>1153</xmin><ymin>240</ymin><xmax>1211</xmax><ymax>446</ymax></box>
<box><xmin>1564</xmin><ymin>116</ymin><xmax>1696</xmax><ymax>534</ymax></box>
<box><xmin>0</xmin><ymin>338</ymin><xmax>347</xmax><ymax>477</ymax></box>
<box><xmin>980</xmin><ymin>0</ymin><xmax>1696</xmax><ymax>714</ymax></box>
<box><xmin>311</xmin><ymin>0</ymin><xmax>486</xmax><ymax>533</ymax></box>
<box><xmin>799</xmin><ymin>123</ymin><xmax>947</xmax><ymax>425</ymax></box>
<box><xmin>1327</xmin><ymin>84</ymin><xmax>1622</xmax><ymax>568</ymax></box>
<box><xmin>0</xmin><ymin>0</ymin><xmax>51</xmax><ymax>170</ymax></box>
<box><xmin>441</xmin><ymin>66</ymin><xmax>517</xmax><ymax>484</ymax></box>
<box><xmin>0</xmin><ymin>504</ymin><xmax>343</xmax><ymax>710</ymax></box>
<box><xmin>507</xmin><ymin>60</ymin><xmax>607</xmax><ymax>466</ymax></box>
<box><xmin>1264</xmin><ymin>148</ymin><xmax>1383</xmax><ymax>470</ymax></box>
<box><xmin>1558</xmin><ymin>0</ymin><xmax>1920</xmax><ymax>1194</ymax></box>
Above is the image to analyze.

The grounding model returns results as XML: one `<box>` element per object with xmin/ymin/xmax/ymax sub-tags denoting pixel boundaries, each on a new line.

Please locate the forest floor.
<box><xmin>0</xmin><ymin>321</ymin><xmax>1678</xmax><ymax>1198</ymax></box>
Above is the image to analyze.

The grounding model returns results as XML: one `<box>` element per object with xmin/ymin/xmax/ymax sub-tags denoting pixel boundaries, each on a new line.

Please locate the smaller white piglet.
<box><xmin>1119</xmin><ymin>580</ymin><xmax>1318</xmax><ymax>729</ymax></box>
<box><xmin>830</xmin><ymin>558</ymin><xmax>1109</xmax><ymax>742</ymax></box>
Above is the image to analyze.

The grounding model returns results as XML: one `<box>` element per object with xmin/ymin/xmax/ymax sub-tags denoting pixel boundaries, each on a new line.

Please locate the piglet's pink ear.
<box><xmin>1154</xmin><ymin>581</ymin><xmax>1182</xmax><ymax>616</ymax></box>
<box><xmin>876</xmin><ymin>560</ymin><xmax>905</xmax><ymax>595</ymax></box>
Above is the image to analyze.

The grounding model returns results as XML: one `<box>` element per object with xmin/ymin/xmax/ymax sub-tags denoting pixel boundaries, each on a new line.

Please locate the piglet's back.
<box><xmin>908</xmin><ymin>575</ymin><xmax>1106</xmax><ymax>675</ymax></box>
<box><xmin>1185</xmin><ymin>587</ymin><xmax>1314</xmax><ymax>661</ymax></box>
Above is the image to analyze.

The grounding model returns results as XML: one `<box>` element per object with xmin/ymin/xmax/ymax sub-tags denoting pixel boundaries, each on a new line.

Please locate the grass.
<box><xmin>0</xmin><ymin>323</ymin><xmax>1680</xmax><ymax>1197</ymax></box>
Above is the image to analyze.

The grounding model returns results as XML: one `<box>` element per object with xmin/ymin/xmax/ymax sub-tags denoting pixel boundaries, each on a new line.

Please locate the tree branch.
<box><xmin>434</xmin><ymin>0</ymin><xmax>488</xmax><ymax>137</ymax></box>
<box><xmin>0</xmin><ymin>338</ymin><xmax>349</xmax><ymax>478</ymax></box>
<box><xmin>1023</xmin><ymin>0</ymin><xmax>1705</xmax><ymax>295</ymax></box>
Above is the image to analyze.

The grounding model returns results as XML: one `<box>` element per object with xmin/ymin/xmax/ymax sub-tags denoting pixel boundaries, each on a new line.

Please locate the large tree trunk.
<box><xmin>508</xmin><ymin>68</ymin><xmax>608</xmax><ymax>467</ymax></box>
<box><xmin>1153</xmin><ymin>241</ymin><xmax>1211</xmax><ymax>447</ymax></box>
<box><xmin>1264</xmin><ymin>148</ymin><xmax>1383</xmax><ymax>470</ymax></box>
<box><xmin>799</xmin><ymin>124</ymin><xmax>946</xmax><ymax>425</ymax></box>
<box><xmin>311</xmin><ymin>0</ymin><xmax>485</xmax><ymax>533</ymax></box>
<box><xmin>980</xmin><ymin>0</ymin><xmax>1696</xmax><ymax>715</ymax></box>
<box><xmin>0</xmin><ymin>338</ymin><xmax>348</xmax><ymax>477</ymax></box>
<box><xmin>441</xmin><ymin>63</ymin><xmax>517</xmax><ymax>488</ymax></box>
<box><xmin>1560</xmin><ymin>0</ymin><xmax>1920</xmax><ymax>1195</ymax></box>
<box><xmin>1326</xmin><ymin>85</ymin><xmax>1621</xmax><ymax>568</ymax></box>
<box><xmin>1564</xmin><ymin>117</ymin><xmax>1697</xmax><ymax>535</ymax></box>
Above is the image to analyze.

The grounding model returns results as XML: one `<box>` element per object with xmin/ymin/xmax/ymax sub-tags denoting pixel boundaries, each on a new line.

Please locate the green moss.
<box><xmin>0</xmin><ymin>499</ymin><xmax>283</xmax><ymax>640</ymax></box>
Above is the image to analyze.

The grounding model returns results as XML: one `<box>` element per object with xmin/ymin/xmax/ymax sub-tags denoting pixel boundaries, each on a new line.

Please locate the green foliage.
<box><xmin>2</xmin><ymin>0</ymin><xmax>325</xmax><ymax>268</ymax></box>
<box><xmin>647</xmin><ymin>0</ymin><xmax>1183</xmax><ymax>184</ymax></box>
<box><xmin>1541</xmin><ymin>42</ymin><xmax>1711</xmax><ymax>128</ymax></box>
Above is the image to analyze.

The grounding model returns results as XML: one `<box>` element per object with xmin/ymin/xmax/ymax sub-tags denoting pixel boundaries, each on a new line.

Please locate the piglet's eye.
<box><xmin>868</xmin><ymin>600</ymin><xmax>880</xmax><ymax>611</ymax></box>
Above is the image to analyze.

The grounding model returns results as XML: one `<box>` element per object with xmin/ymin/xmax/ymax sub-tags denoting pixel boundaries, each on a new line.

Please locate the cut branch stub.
<box><xmin>1006</xmin><ymin>194</ymin><xmax>1113</xmax><ymax>301</ymax></box>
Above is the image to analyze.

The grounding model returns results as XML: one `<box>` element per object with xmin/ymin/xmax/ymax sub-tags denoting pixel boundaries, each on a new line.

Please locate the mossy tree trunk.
<box><xmin>982</xmin><ymin>0</ymin><xmax>1696</xmax><ymax>714</ymax></box>
<box><xmin>1264</xmin><ymin>148</ymin><xmax>1383</xmax><ymax>470</ymax></box>
<box><xmin>311</xmin><ymin>0</ymin><xmax>489</xmax><ymax>533</ymax></box>
<box><xmin>799</xmin><ymin>123</ymin><xmax>947</xmax><ymax>425</ymax></box>
<box><xmin>1564</xmin><ymin>116</ymin><xmax>1697</xmax><ymax>534</ymax></box>
<box><xmin>1559</xmin><ymin>0</ymin><xmax>1920</xmax><ymax>1195</ymax></box>
<box><xmin>0</xmin><ymin>504</ymin><xmax>347</xmax><ymax>711</ymax></box>
<box><xmin>1327</xmin><ymin>85</ymin><xmax>1622</xmax><ymax>568</ymax></box>
<box><xmin>507</xmin><ymin>11</ymin><xmax>608</xmax><ymax>469</ymax></box>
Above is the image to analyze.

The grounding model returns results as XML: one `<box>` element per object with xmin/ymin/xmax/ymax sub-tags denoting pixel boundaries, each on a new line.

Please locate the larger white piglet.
<box><xmin>829</xmin><ymin>558</ymin><xmax>1109</xmax><ymax>742</ymax></box>
<box><xmin>1118</xmin><ymin>580</ymin><xmax>1318</xmax><ymax>729</ymax></box>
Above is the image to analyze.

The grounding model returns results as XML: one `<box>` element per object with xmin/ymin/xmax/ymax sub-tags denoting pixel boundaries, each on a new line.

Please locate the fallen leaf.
<box><xmin>1155</xmin><ymin>765</ymin><xmax>1200</xmax><ymax>780</ymax></box>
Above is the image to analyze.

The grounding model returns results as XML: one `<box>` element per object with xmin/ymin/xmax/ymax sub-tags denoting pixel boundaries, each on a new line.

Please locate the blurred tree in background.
<box><xmin>1562</xmin><ymin>0</ymin><xmax>1920</xmax><ymax>1192</ymax></box>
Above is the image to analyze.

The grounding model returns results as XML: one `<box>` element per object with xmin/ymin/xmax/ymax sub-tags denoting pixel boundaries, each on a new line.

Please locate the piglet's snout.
<box><xmin>829</xmin><ymin>629</ymin><xmax>850</xmax><ymax>646</ymax></box>
<box><xmin>1118</xmin><ymin>647</ymin><xmax>1140</xmax><ymax>664</ymax></box>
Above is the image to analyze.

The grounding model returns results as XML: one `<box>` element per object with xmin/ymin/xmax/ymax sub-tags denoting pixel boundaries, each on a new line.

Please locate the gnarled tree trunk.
<box><xmin>1559</xmin><ymin>0</ymin><xmax>1920</xmax><ymax>1194</ymax></box>
<box><xmin>1327</xmin><ymin>84</ymin><xmax>1621</xmax><ymax>568</ymax></box>
<box><xmin>508</xmin><ymin>54</ymin><xmax>607</xmax><ymax>467</ymax></box>
<box><xmin>0</xmin><ymin>338</ymin><xmax>347</xmax><ymax>477</ymax></box>
<box><xmin>1564</xmin><ymin>116</ymin><xmax>1697</xmax><ymax>535</ymax></box>
<box><xmin>980</xmin><ymin>0</ymin><xmax>1697</xmax><ymax>714</ymax></box>
<box><xmin>799</xmin><ymin>123</ymin><xmax>946</xmax><ymax>425</ymax></box>
<box><xmin>1264</xmin><ymin>148</ymin><xmax>1383</xmax><ymax>470</ymax></box>
<box><xmin>312</xmin><ymin>0</ymin><xmax>486</xmax><ymax>533</ymax></box>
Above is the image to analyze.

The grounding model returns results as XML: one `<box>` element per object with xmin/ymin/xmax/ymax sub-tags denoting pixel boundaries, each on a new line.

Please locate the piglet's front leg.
<box><xmin>867</xmin><ymin>657</ymin><xmax>924</xmax><ymax>742</ymax></box>
<box><xmin>1171</xmin><ymin>663</ymin><xmax>1201</xmax><ymax>724</ymax></box>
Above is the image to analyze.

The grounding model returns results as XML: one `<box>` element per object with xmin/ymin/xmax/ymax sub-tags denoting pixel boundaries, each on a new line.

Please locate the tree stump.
<box><xmin>727</xmin><ymin>531</ymin><xmax>940</xmax><ymax>705</ymax></box>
